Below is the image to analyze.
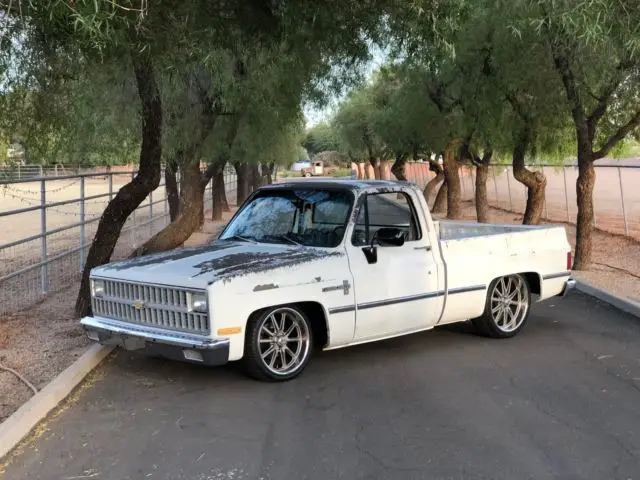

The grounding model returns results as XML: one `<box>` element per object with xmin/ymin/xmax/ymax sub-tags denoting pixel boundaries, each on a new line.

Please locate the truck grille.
<box><xmin>91</xmin><ymin>279</ymin><xmax>210</xmax><ymax>335</ymax></box>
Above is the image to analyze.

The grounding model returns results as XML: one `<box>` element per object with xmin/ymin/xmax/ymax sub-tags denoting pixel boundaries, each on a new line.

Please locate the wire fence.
<box><xmin>0</xmin><ymin>165</ymin><xmax>239</xmax><ymax>316</ymax></box>
<box><xmin>407</xmin><ymin>163</ymin><xmax>640</xmax><ymax>240</ymax></box>
<box><xmin>0</xmin><ymin>164</ymin><xmax>120</xmax><ymax>182</ymax></box>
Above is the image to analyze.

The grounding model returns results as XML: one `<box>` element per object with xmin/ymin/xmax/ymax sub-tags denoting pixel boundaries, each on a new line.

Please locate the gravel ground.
<box><xmin>0</xmin><ymin>208</ymin><xmax>237</xmax><ymax>423</ymax></box>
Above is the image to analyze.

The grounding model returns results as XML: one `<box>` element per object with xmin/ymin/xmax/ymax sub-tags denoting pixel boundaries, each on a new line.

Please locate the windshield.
<box><xmin>219</xmin><ymin>189</ymin><xmax>354</xmax><ymax>248</ymax></box>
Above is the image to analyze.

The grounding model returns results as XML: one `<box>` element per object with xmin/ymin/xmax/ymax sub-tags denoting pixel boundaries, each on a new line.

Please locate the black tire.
<box><xmin>242</xmin><ymin>305</ymin><xmax>314</xmax><ymax>382</ymax></box>
<box><xmin>472</xmin><ymin>274</ymin><xmax>532</xmax><ymax>338</ymax></box>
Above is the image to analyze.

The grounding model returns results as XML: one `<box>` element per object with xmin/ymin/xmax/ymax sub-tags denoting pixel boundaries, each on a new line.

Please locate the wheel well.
<box><xmin>248</xmin><ymin>302</ymin><xmax>329</xmax><ymax>349</ymax></box>
<box><xmin>521</xmin><ymin>272</ymin><xmax>541</xmax><ymax>295</ymax></box>
<box><xmin>295</xmin><ymin>302</ymin><xmax>329</xmax><ymax>349</ymax></box>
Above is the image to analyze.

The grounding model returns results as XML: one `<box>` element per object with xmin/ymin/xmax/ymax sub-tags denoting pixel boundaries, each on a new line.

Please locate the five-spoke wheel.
<box><xmin>472</xmin><ymin>274</ymin><xmax>532</xmax><ymax>338</ymax></box>
<box><xmin>243</xmin><ymin>306</ymin><xmax>313</xmax><ymax>381</ymax></box>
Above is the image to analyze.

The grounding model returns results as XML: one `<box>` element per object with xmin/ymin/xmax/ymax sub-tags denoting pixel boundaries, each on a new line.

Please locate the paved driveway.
<box><xmin>2</xmin><ymin>292</ymin><xmax>640</xmax><ymax>479</ymax></box>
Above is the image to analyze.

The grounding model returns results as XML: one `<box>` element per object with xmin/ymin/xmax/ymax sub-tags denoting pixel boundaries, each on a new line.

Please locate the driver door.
<box><xmin>345</xmin><ymin>190</ymin><xmax>442</xmax><ymax>341</ymax></box>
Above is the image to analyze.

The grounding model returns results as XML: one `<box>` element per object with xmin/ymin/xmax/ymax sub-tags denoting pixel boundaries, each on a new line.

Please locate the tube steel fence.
<box><xmin>0</xmin><ymin>165</ymin><xmax>239</xmax><ymax>316</ymax></box>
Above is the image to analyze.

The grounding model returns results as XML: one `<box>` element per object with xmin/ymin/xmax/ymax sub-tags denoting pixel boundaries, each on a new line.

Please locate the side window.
<box><xmin>351</xmin><ymin>192</ymin><xmax>422</xmax><ymax>246</ymax></box>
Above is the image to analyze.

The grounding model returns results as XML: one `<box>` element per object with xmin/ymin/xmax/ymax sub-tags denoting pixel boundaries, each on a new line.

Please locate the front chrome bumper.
<box><xmin>81</xmin><ymin>316</ymin><xmax>230</xmax><ymax>366</ymax></box>
<box><xmin>559</xmin><ymin>277</ymin><xmax>576</xmax><ymax>297</ymax></box>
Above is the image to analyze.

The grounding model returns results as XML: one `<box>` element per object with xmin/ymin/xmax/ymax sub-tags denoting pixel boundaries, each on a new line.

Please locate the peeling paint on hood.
<box><xmin>91</xmin><ymin>240</ymin><xmax>343</xmax><ymax>289</ymax></box>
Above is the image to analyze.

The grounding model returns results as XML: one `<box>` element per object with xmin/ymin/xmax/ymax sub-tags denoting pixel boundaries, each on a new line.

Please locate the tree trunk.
<box><xmin>250</xmin><ymin>163</ymin><xmax>262</xmax><ymax>191</ymax></box>
<box><xmin>212</xmin><ymin>168</ymin><xmax>228</xmax><ymax>221</ymax></box>
<box><xmin>573</xmin><ymin>146</ymin><xmax>595</xmax><ymax>270</ymax></box>
<box><xmin>75</xmin><ymin>55</ymin><xmax>162</xmax><ymax>317</ymax></box>
<box><xmin>235</xmin><ymin>162</ymin><xmax>250</xmax><ymax>204</ymax></box>
<box><xmin>475</xmin><ymin>163</ymin><xmax>489</xmax><ymax>223</ymax></box>
<box><xmin>391</xmin><ymin>153</ymin><xmax>408</xmax><ymax>181</ymax></box>
<box><xmin>512</xmin><ymin>125</ymin><xmax>546</xmax><ymax>225</ymax></box>
<box><xmin>130</xmin><ymin>160</ymin><xmax>205</xmax><ymax>257</ymax></box>
<box><xmin>443</xmin><ymin>139</ymin><xmax>462</xmax><ymax>220</ymax></box>
<box><xmin>262</xmin><ymin>162</ymin><xmax>274</xmax><ymax>185</ymax></box>
<box><xmin>423</xmin><ymin>160</ymin><xmax>444</xmax><ymax>202</ymax></box>
<box><xmin>165</xmin><ymin>160</ymin><xmax>180</xmax><ymax>221</ymax></box>
<box><xmin>195</xmin><ymin>167</ymin><xmax>207</xmax><ymax>230</ymax></box>
<box><xmin>369</xmin><ymin>155</ymin><xmax>381</xmax><ymax>180</ymax></box>
<box><xmin>432</xmin><ymin>180</ymin><xmax>448</xmax><ymax>214</ymax></box>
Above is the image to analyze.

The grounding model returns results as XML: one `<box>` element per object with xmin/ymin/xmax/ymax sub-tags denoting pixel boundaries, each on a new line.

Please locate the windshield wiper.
<box><xmin>224</xmin><ymin>234</ymin><xmax>257</xmax><ymax>243</ymax></box>
<box><xmin>275</xmin><ymin>234</ymin><xmax>301</xmax><ymax>246</ymax></box>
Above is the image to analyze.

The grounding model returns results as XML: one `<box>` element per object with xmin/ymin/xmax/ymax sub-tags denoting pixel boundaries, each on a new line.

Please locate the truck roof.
<box><xmin>260</xmin><ymin>178</ymin><xmax>415</xmax><ymax>192</ymax></box>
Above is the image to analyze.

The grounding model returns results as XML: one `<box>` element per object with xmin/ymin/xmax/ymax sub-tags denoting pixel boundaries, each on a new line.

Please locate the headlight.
<box><xmin>91</xmin><ymin>279</ymin><xmax>105</xmax><ymax>297</ymax></box>
<box><xmin>190</xmin><ymin>292</ymin><xmax>208</xmax><ymax>313</ymax></box>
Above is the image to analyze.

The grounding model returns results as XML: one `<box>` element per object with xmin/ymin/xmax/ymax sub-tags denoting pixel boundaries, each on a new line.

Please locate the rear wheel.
<box><xmin>242</xmin><ymin>306</ymin><xmax>313</xmax><ymax>381</ymax></box>
<box><xmin>472</xmin><ymin>274</ymin><xmax>531</xmax><ymax>338</ymax></box>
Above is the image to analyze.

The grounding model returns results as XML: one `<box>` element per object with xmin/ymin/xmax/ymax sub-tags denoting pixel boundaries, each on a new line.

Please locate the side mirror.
<box><xmin>376</xmin><ymin>227</ymin><xmax>406</xmax><ymax>247</ymax></box>
<box><xmin>362</xmin><ymin>227</ymin><xmax>406</xmax><ymax>264</ymax></box>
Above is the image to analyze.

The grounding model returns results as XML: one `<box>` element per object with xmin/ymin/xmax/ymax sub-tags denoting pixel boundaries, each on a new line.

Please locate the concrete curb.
<box><xmin>0</xmin><ymin>344</ymin><xmax>113</xmax><ymax>460</ymax></box>
<box><xmin>575</xmin><ymin>279</ymin><xmax>640</xmax><ymax>319</ymax></box>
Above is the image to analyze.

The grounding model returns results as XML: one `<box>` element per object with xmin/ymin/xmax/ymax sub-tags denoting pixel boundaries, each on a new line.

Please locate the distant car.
<box><xmin>300</xmin><ymin>160</ymin><xmax>338</xmax><ymax>177</ymax></box>
<box><xmin>81</xmin><ymin>179</ymin><xmax>575</xmax><ymax>382</ymax></box>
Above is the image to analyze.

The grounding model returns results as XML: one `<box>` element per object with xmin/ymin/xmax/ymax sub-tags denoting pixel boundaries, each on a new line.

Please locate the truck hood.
<box><xmin>91</xmin><ymin>240</ymin><xmax>343</xmax><ymax>289</ymax></box>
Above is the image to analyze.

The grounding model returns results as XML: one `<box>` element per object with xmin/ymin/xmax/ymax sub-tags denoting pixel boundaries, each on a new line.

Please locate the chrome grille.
<box><xmin>91</xmin><ymin>279</ymin><xmax>209</xmax><ymax>335</ymax></box>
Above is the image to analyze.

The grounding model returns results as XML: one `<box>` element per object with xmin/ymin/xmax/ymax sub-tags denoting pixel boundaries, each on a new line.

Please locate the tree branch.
<box><xmin>586</xmin><ymin>58</ymin><xmax>634</xmax><ymax>140</ymax></box>
<box><xmin>541</xmin><ymin>14</ymin><xmax>588</xmax><ymax>135</ymax></box>
<box><xmin>593</xmin><ymin>109</ymin><xmax>640</xmax><ymax>160</ymax></box>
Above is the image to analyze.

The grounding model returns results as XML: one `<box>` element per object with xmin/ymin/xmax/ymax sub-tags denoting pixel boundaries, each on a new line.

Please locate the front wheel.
<box><xmin>472</xmin><ymin>274</ymin><xmax>531</xmax><ymax>338</ymax></box>
<box><xmin>242</xmin><ymin>306</ymin><xmax>313</xmax><ymax>381</ymax></box>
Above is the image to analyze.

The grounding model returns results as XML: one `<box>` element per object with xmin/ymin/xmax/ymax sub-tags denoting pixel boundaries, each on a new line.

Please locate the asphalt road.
<box><xmin>3</xmin><ymin>292</ymin><xmax>640</xmax><ymax>480</ymax></box>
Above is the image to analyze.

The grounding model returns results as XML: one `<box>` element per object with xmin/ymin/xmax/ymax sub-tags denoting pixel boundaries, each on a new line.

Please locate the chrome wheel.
<box><xmin>257</xmin><ymin>307</ymin><xmax>311</xmax><ymax>376</ymax></box>
<box><xmin>490</xmin><ymin>275</ymin><xmax>529</xmax><ymax>333</ymax></box>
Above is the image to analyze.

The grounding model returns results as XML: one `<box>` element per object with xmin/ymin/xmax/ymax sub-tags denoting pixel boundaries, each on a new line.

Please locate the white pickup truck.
<box><xmin>81</xmin><ymin>179</ymin><xmax>575</xmax><ymax>381</ymax></box>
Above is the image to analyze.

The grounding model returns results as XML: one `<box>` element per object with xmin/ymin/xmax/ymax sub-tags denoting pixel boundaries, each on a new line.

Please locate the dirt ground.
<box><xmin>0</xmin><ymin>207</ymin><xmax>237</xmax><ymax>423</ymax></box>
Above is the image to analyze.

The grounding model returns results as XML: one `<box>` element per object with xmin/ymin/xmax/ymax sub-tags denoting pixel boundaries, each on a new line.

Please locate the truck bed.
<box><xmin>437</xmin><ymin>221</ymin><xmax>556</xmax><ymax>241</ymax></box>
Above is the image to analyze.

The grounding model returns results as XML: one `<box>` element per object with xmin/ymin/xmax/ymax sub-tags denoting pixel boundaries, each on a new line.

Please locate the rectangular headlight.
<box><xmin>190</xmin><ymin>292</ymin><xmax>208</xmax><ymax>313</ymax></box>
<box><xmin>91</xmin><ymin>279</ymin><xmax>105</xmax><ymax>297</ymax></box>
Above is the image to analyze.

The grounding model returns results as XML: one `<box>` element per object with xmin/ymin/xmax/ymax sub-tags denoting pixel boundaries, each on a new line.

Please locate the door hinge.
<box><xmin>322</xmin><ymin>280</ymin><xmax>351</xmax><ymax>295</ymax></box>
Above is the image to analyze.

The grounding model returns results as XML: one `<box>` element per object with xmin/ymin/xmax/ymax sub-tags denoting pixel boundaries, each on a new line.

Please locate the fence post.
<box><xmin>492</xmin><ymin>168</ymin><xmax>499</xmax><ymax>207</ymax></box>
<box><xmin>131</xmin><ymin>171</ymin><xmax>137</xmax><ymax>247</ymax></box>
<box><xmin>542</xmin><ymin>166</ymin><xmax>548</xmax><ymax>219</ymax></box>
<box><xmin>39</xmin><ymin>165</ymin><xmax>43</xmax><ymax>177</ymax></box>
<box><xmin>79</xmin><ymin>176</ymin><xmax>85</xmax><ymax>271</ymax></box>
<box><xmin>562</xmin><ymin>165</ymin><xmax>570</xmax><ymax>222</ymax></box>
<box><xmin>618</xmin><ymin>167</ymin><xmax>629</xmax><ymax>236</ymax></box>
<box><xmin>149</xmin><ymin>189</ymin><xmax>153</xmax><ymax>237</ymax></box>
<box><xmin>40</xmin><ymin>179</ymin><xmax>48</xmax><ymax>293</ymax></box>
<box><xmin>163</xmin><ymin>182</ymin><xmax>168</xmax><ymax>217</ymax></box>
<box><xmin>108</xmin><ymin>173</ymin><xmax>113</xmax><ymax>201</ymax></box>
<box><xmin>210</xmin><ymin>176</ymin><xmax>215</xmax><ymax>220</ymax></box>
<box><xmin>506</xmin><ymin>169</ymin><xmax>513</xmax><ymax>211</ymax></box>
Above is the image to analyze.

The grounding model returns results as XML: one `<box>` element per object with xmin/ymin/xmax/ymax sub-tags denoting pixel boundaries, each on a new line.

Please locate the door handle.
<box><xmin>414</xmin><ymin>246</ymin><xmax>432</xmax><ymax>251</ymax></box>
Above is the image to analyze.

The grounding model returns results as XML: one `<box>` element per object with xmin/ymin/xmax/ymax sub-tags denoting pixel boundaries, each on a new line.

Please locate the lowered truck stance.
<box><xmin>81</xmin><ymin>179</ymin><xmax>575</xmax><ymax>381</ymax></box>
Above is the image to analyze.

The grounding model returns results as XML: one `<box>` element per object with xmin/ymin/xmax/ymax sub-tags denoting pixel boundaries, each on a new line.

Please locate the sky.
<box><xmin>303</xmin><ymin>45</ymin><xmax>388</xmax><ymax>129</ymax></box>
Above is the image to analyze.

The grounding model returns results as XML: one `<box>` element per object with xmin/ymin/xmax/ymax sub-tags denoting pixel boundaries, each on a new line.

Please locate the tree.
<box><xmin>532</xmin><ymin>0</ymin><xmax>640</xmax><ymax>269</ymax></box>
<box><xmin>333</xmin><ymin>87</ymin><xmax>387</xmax><ymax>178</ymax></box>
<box><xmin>304</xmin><ymin>122</ymin><xmax>341</xmax><ymax>158</ymax></box>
